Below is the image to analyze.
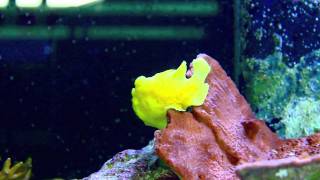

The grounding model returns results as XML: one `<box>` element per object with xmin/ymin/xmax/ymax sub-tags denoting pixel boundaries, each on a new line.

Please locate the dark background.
<box><xmin>0</xmin><ymin>0</ymin><xmax>234</xmax><ymax>179</ymax></box>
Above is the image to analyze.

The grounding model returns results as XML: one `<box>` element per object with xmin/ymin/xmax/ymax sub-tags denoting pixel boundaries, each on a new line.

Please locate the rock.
<box><xmin>82</xmin><ymin>140</ymin><xmax>177</xmax><ymax>180</ymax></box>
<box><xmin>155</xmin><ymin>54</ymin><xmax>320</xmax><ymax>179</ymax></box>
<box><xmin>236</xmin><ymin>154</ymin><xmax>320</xmax><ymax>180</ymax></box>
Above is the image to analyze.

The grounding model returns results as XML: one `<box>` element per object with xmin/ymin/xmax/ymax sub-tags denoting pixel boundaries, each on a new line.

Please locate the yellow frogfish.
<box><xmin>131</xmin><ymin>57</ymin><xmax>211</xmax><ymax>129</ymax></box>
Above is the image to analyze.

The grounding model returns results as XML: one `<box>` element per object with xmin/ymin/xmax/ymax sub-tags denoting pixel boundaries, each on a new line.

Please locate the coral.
<box><xmin>131</xmin><ymin>57</ymin><xmax>210</xmax><ymax>129</ymax></box>
<box><xmin>155</xmin><ymin>54</ymin><xmax>320</xmax><ymax>179</ymax></box>
<box><xmin>0</xmin><ymin>158</ymin><xmax>32</xmax><ymax>180</ymax></box>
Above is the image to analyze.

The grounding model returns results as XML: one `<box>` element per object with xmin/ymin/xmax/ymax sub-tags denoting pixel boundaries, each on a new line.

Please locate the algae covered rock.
<box><xmin>280</xmin><ymin>97</ymin><xmax>320</xmax><ymax>138</ymax></box>
<box><xmin>296</xmin><ymin>50</ymin><xmax>320</xmax><ymax>99</ymax></box>
<box><xmin>242</xmin><ymin>49</ymin><xmax>320</xmax><ymax>138</ymax></box>
<box><xmin>82</xmin><ymin>140</ymin><xmax>177</xmax><ymax>180</ymax></box>
<box><xmin>242</xmin><ymin>52</ymin><xmax>296</xmax><ymax>122</ymax></box>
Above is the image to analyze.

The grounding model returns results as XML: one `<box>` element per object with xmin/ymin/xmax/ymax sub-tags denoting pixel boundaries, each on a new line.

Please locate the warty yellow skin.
<box><xmin>131</xmin><ymin>57</ymin><xmax>211</xmax><ymax>129</ymax></box>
